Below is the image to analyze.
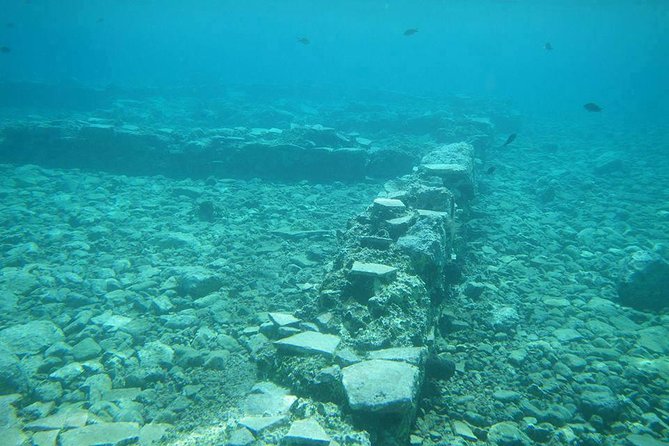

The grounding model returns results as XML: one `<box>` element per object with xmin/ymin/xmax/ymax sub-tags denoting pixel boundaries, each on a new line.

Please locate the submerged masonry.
<box><xmin>231</xmin><ymin>141</ymin><xmax>477</xmax><ymax>446</ymax></box>
<box><xmin>0</xmin><ymin>111</ymin><xmax>482</xmax><ymax>446</ymax></box>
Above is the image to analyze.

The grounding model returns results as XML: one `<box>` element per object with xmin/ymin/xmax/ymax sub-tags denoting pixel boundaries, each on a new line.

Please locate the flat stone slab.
<box><xmin>25</xmin><ymin>410</ymin><xmax>89</xmax><ymax>431</ymax></box>
<box><xmin>367</xmin><ymin>347</ymin><xmax>427</xmax><ymax>366</ymax></box>
<box><xmin>31</xmin><ymin>430</ymin><xmax>58</xmax><ymax>446</ymax></box>
<box><xmin>554</xmin><ymin>328</ymin><xmax>583</xmax><ymax>342</ymax></box>
<box><xmin>342</xmin><ymin>359</ymin><xmax>420</xmax><ymax>414</ymax></box>
<box><xmin>452</xmin><ymin>420</ymin><xmax>477</xmax><ymax>441</ymax></box>
<box><xmin>350</xmin><ymin>261</ymin><xmax>397</xmax><ymax>279</ymax></box>
<box><xmin>283</xmin><ymin>419</ymin><xmax>331</xmax><ymax>446</ymax></box>
<box><xmin>373</xmin><ymin>198</ymin><xmax>406</xmax><ymax>209</ymax></box>
<box><xmin>0</xmin><ymin>320</ymin><xmax>64</xmax><ymax>355</ymax></box>
<box><xmin>242</xmin><ymin>382</ymin><xmax>297</xmax><ymax>417</ymax></box>
<box><xmin>421</xmin><ymin>163</ymin><xmax>468</xmax><ymax>176</ymax></box>
<box><xmin>238</xmin><ymin>415</ymin><xmax>286</xmax><ymax>434</ymax></box>
<box><xmin>58</xmin><ymin>422</ymin><xmax>140</xmax><ymax>446</ymax></box>
<box><xmin>274</xmin><ymin>332</ymin><xmax>341</xmax><ymax>357</ymax></box>
<box><xmin>268</xmin><ymin>312</ymin><xmax>300</xmax><ymax>327</ymax></box>
<box><xmin>417</xmin><ymin>209</ymin><xmax>450</xmax><ymax>219</ymax></box>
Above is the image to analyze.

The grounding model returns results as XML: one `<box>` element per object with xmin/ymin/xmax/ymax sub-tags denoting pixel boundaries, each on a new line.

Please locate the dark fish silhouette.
<box><xmin>544</xmin><ymin>42</ymin><xmax>553</xmax><ymax>51</ymax></box>
<box><xmin>96</xmin><ymin>17</ymin><xmax>104</xmax><ymax>24</ymax></box>
<box><xmin>486</xmin><ymin>166</ymin><xmax>496</xmax><ymax>174</ymax></box>
<box><xmin>404</xmin><ymin>28</ymin><xmax>418</xmax><ymax>36</ymax></box>
<box><xmin>584</xmin><ymin>102</ymin><xmax>602</xmax><ymax>112</ymax></box>
<box><xmin>6</xmin><ymin>23</ymin><xmax>15</xmax><ymax>29</ymax></box>
<box><xmin>502</xmin><ymin>133</ymin><xmax>517</xmax><ymax>147</ymax></box>
<box><xmin>297</xmin><ymin>37</ymin><xmax>310</xmax><ymax>45</ymax></box>
<box><xmin>0</xmin><ymin>46</ymin><xmax>11</xmax><ymax>54</ymax></box>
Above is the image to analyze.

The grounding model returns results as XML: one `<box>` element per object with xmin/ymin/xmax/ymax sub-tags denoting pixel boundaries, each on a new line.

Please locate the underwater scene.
<box><xmin>0</xmin><ymin>1</ymin><xmax>668</xmax><ymax>446</ymax></box>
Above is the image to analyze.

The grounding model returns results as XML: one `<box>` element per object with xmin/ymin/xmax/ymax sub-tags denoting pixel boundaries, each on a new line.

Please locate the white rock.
<box><xmin>342</xmin><ymin>359</ymin><xmax>420</xmax><ymax>413</ymax></box>
<box><xmin>274</xmin><ymin>332</ymin><xmax>341</xmax><ymax>357</ymax></box>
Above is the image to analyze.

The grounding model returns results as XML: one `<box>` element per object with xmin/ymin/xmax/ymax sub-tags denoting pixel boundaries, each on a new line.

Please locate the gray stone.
<box><xmin>464</xmin><ymin>282</ymin><xmax>485</xmax><ymax>299</ymax></box>
<box><xmin>228</xmin><ymin>427</ymin><xmax>255</xmax><ymax>446</ymax></box>
<box><xmin>31</xmin><ymin>429</ymin><xmax>58</xmax><ymax>446</ymax></box>
<box><xmin>491</xmin><ymin>307</ymin><xmax>519</xmax><ymax>332</ymax></box>
<box><xmin>242</xmin><ymin>382</ymin><xmax>297</xmax><ymax>417</ymax></box>
<box><xmin>350</xmin><ymin>262</ymin><xmax>397</xmax><ymax>279</ymax></box>
<box><xmin>0</xmin><ymin>348</ymin><xmax>28</xmax><ymax>393</ymax></box>
<box><xmin>397</xmin><ymin>217</ymin><xmax>449</xmax><ymax>276</ymax></box>
<box><xmin>152</xmin><ymin>232</ymin><xmax>200</xmax><ymax>250</ymax></box>
<box><xmin>579</xmin><ymin>384</ymin><xmax>622</xmax><ymax>421</ymax></box>
<box><xmin>366</xmin><ymin>347</ymin><xmax>427</xmax><ymax>366</ymax></box>
<box><xmin>239</xmin><ymin>415</ymin><xmax>286</xmax><ymax>434</ymax></box>
<box><xmin>0</xmin><ymin>394</ymin><xmax>21</xmax><ymax>428</ymax></box>
<box><xmin>626</xmin><ymin>434</ymin><xmax>669</xmax><ymax>446</ymax></box>
<box><xmin>420</xmin><ymin>142</ymin><xmax>475</xmax><ymax>199</ymax></box>
<box><xmin>0</xmin><ymin>427</ymin><xmax>26</xmax><ymax>446</ymax></box>
<box><xmin>58</xmin><ymin>422</ymin><xmax>140</xmax><ymax>446</ymax></box>
<box><xmin>593</xmin><ymin>152</ymin><xmax>625</xmax><ymax>175</ymax></box>
<box><xmin>373</xmin><ymin>197</ymin><xmax>406</xmax><ymax>210</ymax></box>
<box><xmin>203</xmin><ymin>350</ymin><xmax>231</xmax><ymax>370</ymax></box>
<box><xmin>173</xmin><ymin>266</ymin><xmax>223</xmax><ymax>298</ymax></box>
<box><xmin>83</xmin><ymin>374</ymin><xmax>112</xmax><ymax>402</ymax></box>
<box><xmin>72</xmin><ymin>338</ymin><xmax>102</xmax><ymax>361</ymax></box>
<box><xmin>638</xmin><ymin>327</ymin><xmax>669</xmax><ymax>354</ymax></box>
<box><xmin>0</xmin><ymin>269</ymin><xmax>40</xmax><ymax>295</ymax></box>
<box><xmin>618</xmin><ymin>250</ymin><xmax>669</xmax><ymax>311</ymax></box>
<box><xmin>341</xmin><ymin>359</ymin><xmax>420</xmax><ymax>413</ymax></box>
<box><xmin>452</xmin><ymin>420</ymin><xmax>477</xmax><ymax>441</ymax></box>
<box><xmin>139</xmin><ymin>423</ymin><xmax>171</xmax><ymax>445</ymax></box>
<box><xmin>137</xmin><ymin>341</ymin><xmax>174</xmax><ymax>369</ymax></box>
<box><xmin>25</xmin><ymin>410</ymin><xmax>89</xmax><ymax>431</ymax></box>
<box><xmin>269</xmin><ymin>312</ymin><xmax>301</xmax><ymax>327</ymax></box>
<box><xmin>49</xmin><ymin>362</ymin><xmax>84</xmax><ymax>384</ymax></box>
<box><xmin>283</xmin><ymin>419</ymin><xmax>331</xmax><ymax>446</ymax></box>
<box><xmin>487</xmin><ymin>422</ymin><xmax>531</xmax><ymax>446</ymax></box>
<box><xmin>0</xmin><ymin>320</ymin><xmax>64</xmax><ymax>355</ymax></box>
<box><xmin>0</xmin><ymin>290</ymin><xmax>18</xmax><ymax>313</ymax></box>
<box><xmin>493</xmin><ymin>390</ymin><xmax>522</xmax><ymax>402</ymax></box>
<box><xmin>554</xmin><ymin>328</ymin><xmax>583</xmax><ymax>342</ymax></box>
<box><xmin>274</xmin><ymin>332</ymin><xmax>341</xmax><ymax>357</ymax></box>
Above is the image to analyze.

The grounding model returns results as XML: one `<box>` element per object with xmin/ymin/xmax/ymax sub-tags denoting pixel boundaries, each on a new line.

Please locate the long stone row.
<box><xmin>0</xmin><ymin>121</ymin><xmax>415</xmax><ymax>181</ymax></box>
<box><xmin>230</xmin><ymin>142</ymin><xmax>476</xmax><ymax>446</ymax></box>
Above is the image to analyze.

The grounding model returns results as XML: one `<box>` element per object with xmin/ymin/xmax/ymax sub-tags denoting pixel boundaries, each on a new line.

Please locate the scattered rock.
<box><xmin>350</xmin><ymin>261</ymin><xmax>397</xmax><ymax>280</ymax></box>
<box><xmin>487</xmin><ymin>422</ymin><xmax>531</xmax><ymax>446</ymax></box>
<box><xmin>283</xmin><ymin>419</ymin><xmax>331</xmax><ymax>446</ymax></box>
<box><xmin>618</xmin><ymin>249</ymin><xmax>669</xmax><ymax>311</ymax></box>
<box><xmin>274</xmin><ymin>332</ymin><xmax>341</xmax><ymax>358</ymax></box>
<box><xmin>341</xmin><ymin>359</ymin><xmax>420</xmax><ymax>413</ymax></box>
<box><xmin>0</xmin><ymin>320</ymin><xmax>64</xmax><ymax>355</ymax></box>
<box><xmin>58</xmin><ymin>422</ymin><xmax>140</xmax><ymax>446</ymax></box>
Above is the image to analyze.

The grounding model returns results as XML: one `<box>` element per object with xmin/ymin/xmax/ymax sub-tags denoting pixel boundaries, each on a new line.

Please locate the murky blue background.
<box><xmin>1</xmin><ymin>1</ymin><xmax>667</xmax><ymax>125</ymax></box>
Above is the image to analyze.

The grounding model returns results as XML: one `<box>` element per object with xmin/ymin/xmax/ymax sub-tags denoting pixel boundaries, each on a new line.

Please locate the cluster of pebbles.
<box><xmin>0</xmin><ymin>93</ymin><xmax>667</xmax><ymax>446</ymax></box>
<box><xmin>411</xmin><ymin>122</ymin><xmax>669</xmax><ymax>445</ymax></box>
<box><xmin>0</xmin><ymin>162</ymin><xmax>382</xmax><ymax>445</ymax></box>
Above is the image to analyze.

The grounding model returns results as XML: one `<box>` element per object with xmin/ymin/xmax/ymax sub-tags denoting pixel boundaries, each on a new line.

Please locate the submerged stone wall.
<box><xmin>0</xmin><ymin>121</ymin><xmax>415</xmax><ymax>181</ymax></box>
<box><xmin>232</xmin><ymin>142</ymin><xmax>477</xmax><ymax>446</ymax></box>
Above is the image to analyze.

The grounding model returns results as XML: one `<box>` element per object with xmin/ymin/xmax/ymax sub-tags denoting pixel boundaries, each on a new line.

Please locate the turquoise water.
<box><xmin>0</xmin><ymin>2</ymin><xmax>668</xmax><ymax>446</ymax></box>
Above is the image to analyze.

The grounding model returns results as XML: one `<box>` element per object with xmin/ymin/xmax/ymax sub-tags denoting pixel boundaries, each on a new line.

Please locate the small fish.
<box><xmin>404</xmin><ymin>28</ymin><xmax>418</xmax><ymax>36</ymax></box>
<box><xmin>502</xmin><ymin>133</ymin><xmax>517</xmax><ymax>147</ymax></box>
<box><xmin>486</xmin><ymin>166</ymin><xmax>496</xmax><ymax>174</ymax></box>
<box><xmin>297</xmin><ymin>37</ymin><xmax>310</xmax><ymax>45</ymax></box>
<box><xmin>96</xmin><ymin>17</ymin><xmax>104</xmax><ymax>24</ymax></box>
<box><xmin>6</xmin><ymin>23</ymin><xmax>15</xmax><ymax>29</ymax></box>
<box><xmin>584</xmin><ymin>102</ymin><xmax>602</xmax><ymax>112</ymax></box>
<box><xmin>544</xmin><ymin>42</ymin><xmax>553</xmax><ymax>51</ymax></box>
<box><xmin>0</xmin><ymin>46</ymin><xmax>11</xmax><ymax>53</ymax></box>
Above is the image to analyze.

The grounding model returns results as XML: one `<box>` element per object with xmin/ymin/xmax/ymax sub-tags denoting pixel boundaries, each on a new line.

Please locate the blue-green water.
<box><xmin>0</xmin><ymin>2</ymin><xmax>668</xmax><ymax>446</ymax></box>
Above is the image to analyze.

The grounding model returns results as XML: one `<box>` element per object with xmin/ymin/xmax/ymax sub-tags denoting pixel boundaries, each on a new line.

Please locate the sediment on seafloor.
<box><xmin>236</xmin><ymin>141</ymin><xmax>479</xmax><ymax>446</ymax></box>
